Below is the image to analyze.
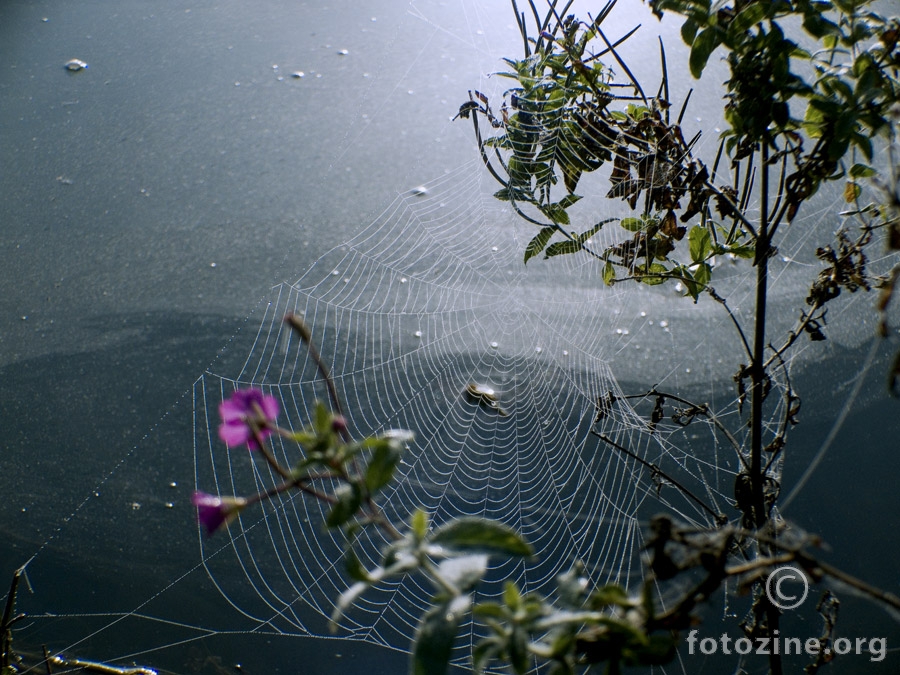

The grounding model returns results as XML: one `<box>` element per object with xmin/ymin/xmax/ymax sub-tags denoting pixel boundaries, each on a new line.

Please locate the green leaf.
<box><xmin>344</xmin><ymin>548</ymin><xmax>373</xmax><ymax>583</ymax></box>
<box><xmin>525</xmin><ymin>227</ymin><xmax>556</xmax><ymax>264</ymax></box>
<box><xmin>729</xmin><ymin>3</ymin><xmax>767</xmax><ymax>36</ymax></box>
<box><xmin>431</xmin><ymin>517</ymin><xmax>533</xmax><ymax>557</ymax></box>
<box><xmin>326</xmin><ymin>483</ymin><xmax>362</xmax><ymax>528</ymax></box>
<box><xmin>577</xmin><ymin>218</ymin><xmax>614</xmax><ymax>244</ymax></box>
<box><xmin>503</xmin><ymin>581</ymin><xmax>522</xmax><ymax>609</ymax></box>
<box><xmin>590</xmin><ymin>583</ymin><xmax>632</xmax><ymax>609</ymax></box>
<box><xmin>541</xmin><ymin>203</ymin><xmax>570</xmax><ymax>225</ymax></box>
<box><xmin>545</xmin><ymin>240</ymin><xmax>581</xmax><ymax>258</ymax></box>
<box><xmin>680</xmin><ymin>17</ymin><xmax>698</xmax><ymax>46</ymax></box>
<box><xmin>693</xmin><ymin>261</ymin><xmax>712</xmax><ymax>289</ymax></box>
<box><xmin>509</xmin><ymin>626</ymin><xmax>530</xmax><ymax>675</ymax></box>
<box><xmin>849</xmin><ymin>163</ymin><xmax>876</xmax><ymax>179</ymax></box>
<box><xmin>558</xmin><ymin>194</ymin><xmax>582</xmax><ymax>209</ymax></box>
<box><xmin>314</xmin><ymin>400</ymin><xmax>332</xmax><ymax>434</ymax></box>
<box><xmin>636</xmin><ymin>263</ymin><xmax>668</xmax><ymax>285</ymax></box>
<box><xmin>726</xmin><ymin>243</ymin><xmax>756</xmax><ymax>259</ymax></box>
<box><xmin>802</xmin><ymin>12</ymin><xmax>840</xmax><ymax>39</ymax></box>
<box><xmin>602</xmin><ymin>261</ymin><xmax>616</xmax><ymax>286</ymax></box>
<box><xmin>473</xmin><ymin>640</ymin><xmax>501</xmax><ymax>675</ymax></box>
<box><xmin>688</xmin><ymin>225</ymin><xmax>712</xmax><ymax>263</ymax></box>
<box><xmin>689</xmin><ymin>27</ymin><xmax>721</xmax><ymax>79</ymax></box>
<box><xmin>413</xmin><ymin>596</ymin><xmax>471</xmax><ymax>675</ymax></box>
<box><xmin>411</xmin><ymin>508</ymin><xmax>429</xmax><ymax>540</ymax></box>
<box><xmin>364</xmin><ymin>438</ymin><xmax>403</xmax><ymax>493</ymax></box>
<box><xmin>620</xmin><ymin>217</ymin><xmax>645</xmax><ymax>232</ymax></box>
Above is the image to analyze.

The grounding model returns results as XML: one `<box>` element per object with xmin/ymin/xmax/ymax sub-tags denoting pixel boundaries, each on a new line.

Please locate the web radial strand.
<box><xmin>192</xmin><ymin>158</ymin><xmax>734</xmax><ymax>658</ymax></box>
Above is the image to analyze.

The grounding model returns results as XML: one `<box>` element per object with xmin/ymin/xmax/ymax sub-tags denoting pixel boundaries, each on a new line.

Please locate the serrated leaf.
<box><xmin>688</xmin><ymin>225</ymin><xmax>712</xmax><ymax>263</ymax></box>
<box><xmin>602</xmin><ymin>261</ymin><xmax>616</xmax><ymax>286</ymax></box>
<box><xmin>545</xmin><ymin>240</ymin><xmax>581</xmax><ymax>258</ymax></box>
<box><xmin>844</xmin><ymin>181</ymin><xmax>861</xmax><ymax>203</ymax></box>
<box><xmin>413</xmin><ymin>597</ymin><xmax>471</xmax><ymax>675</ymax></box>
<box><xmin>431</xmin><ymin>517</ymin><xmax>533</xmax><ymax>557</ymax></box>
<box><xmin>524</xmin><ymin>227</ymin><xmax>555</xmax><ymax>264</ymax></box>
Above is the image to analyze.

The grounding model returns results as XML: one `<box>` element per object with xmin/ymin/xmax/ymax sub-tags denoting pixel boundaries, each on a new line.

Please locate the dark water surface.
<box><xmin>3</xmin><ymin>1</ymin><xmax>900</xmax><ymax>674</ymax></box>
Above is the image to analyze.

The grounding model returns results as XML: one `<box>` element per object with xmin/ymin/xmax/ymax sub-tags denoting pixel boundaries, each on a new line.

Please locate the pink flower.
<box><xmin>192</xmin><ymin>491</ymin><xmax>247</xmax><ymax>536</ymax></box>
<box><xmin>218</xmin><ymin>388</ymin><xmax>280</xmax><ymax>449</ymax></box>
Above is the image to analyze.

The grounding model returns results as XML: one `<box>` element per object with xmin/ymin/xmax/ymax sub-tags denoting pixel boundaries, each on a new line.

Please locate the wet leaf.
<box><xmin>431</xmin><ymin>517</ymin><xmax>533</xmax><ymax>557</ymax></box>
<box><xmin>413</xmin><ymin>596</ymin><xmax>471</xmax><ymax>675</ymax></box>
<box><xmin>602</xmin><ymin>261</ymin><xmax>616</xmax><ymax>286</ymax></box>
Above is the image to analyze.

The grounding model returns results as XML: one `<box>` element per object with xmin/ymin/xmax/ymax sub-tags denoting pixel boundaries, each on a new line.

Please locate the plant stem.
<box><xmin>751</xmin><ymin>142</ymin><xmax>784</xmax><ymax>675</ymax></box>
<box><xmin>751</xmin><ymin>143</ymin><xmax>770</xmax><ymax>533</ymax></box>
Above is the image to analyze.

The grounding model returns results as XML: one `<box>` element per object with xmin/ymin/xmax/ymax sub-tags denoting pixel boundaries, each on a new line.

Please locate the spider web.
<box><xmin>3</xmin><ymin>1</ymin><xmax>897</xmax><ymax>674</ymax></box>
<box><xmin>191</xmin><ymin>156</ymin><xmax>741</xmax><ymax>656</ymax></box>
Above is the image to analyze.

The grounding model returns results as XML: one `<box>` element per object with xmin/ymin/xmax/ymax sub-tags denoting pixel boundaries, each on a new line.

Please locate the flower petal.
<box><xmin>219</xmin><ymin>419</ymin><xmax>252</xmax><ymax>447</ymax></box>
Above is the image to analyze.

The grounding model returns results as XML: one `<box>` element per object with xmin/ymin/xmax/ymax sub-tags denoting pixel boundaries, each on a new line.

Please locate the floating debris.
<box><xmin>65</xmin><ymin>58</ymin><xmax>88</xmax><ymax>72</ymax></box>
<box><xmin>291</xmin><ymin>71</ymin><xmax>305</xmax><ymax>78</ymax></box>
<box><xmin>337</xmin><ymin>49</ymin><xmax>349</xmax><ymax>55</ymax></box>
<box><xmin>56</xmin><ymin>175</ymin><xmax>74</xmax><ymax>185</ymax></box>
<box><xmin>410</xmin><ymin>185</ymin><xmax>428</xmax><ymax>196</ymax></box>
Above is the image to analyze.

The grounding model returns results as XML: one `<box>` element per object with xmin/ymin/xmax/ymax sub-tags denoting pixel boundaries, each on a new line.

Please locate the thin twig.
<box><xmin>706</xmin><ymin>287</ymin><xmax>753</xmax><ymax>361</ymax></box>
<box><xmin>592</xmin><ymin>432</ymin><xmax>727</xmax><ymax>524</ymax></box>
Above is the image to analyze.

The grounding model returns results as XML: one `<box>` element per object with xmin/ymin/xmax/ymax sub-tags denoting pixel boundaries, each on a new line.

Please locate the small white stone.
<box><xmin>490</xmin><ymin>341</ymin><xmax>498</xmax><ymax>349</ymax></box>
<box><xmin>414</xmin><ymin>330</ymin><xmax>422</xmax><ymax>338</ymax></box>
<box><xmin>331</xmin><ymin>269</ymin><xmax>340</xmax><ymax>276</ymax></box>
<box><xmin>400</xmin><ymin>277</ymin><xmax>408</xmax><ymax>284</ymax></box>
